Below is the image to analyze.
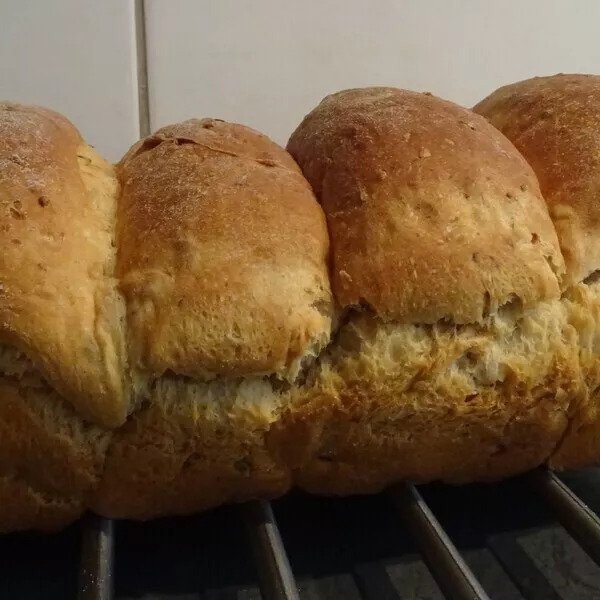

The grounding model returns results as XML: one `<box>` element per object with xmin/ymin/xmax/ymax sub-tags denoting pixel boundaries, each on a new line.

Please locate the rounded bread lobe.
<box><xmin>288</xmin><ymin>87</ymin><xmax>564</xmax><ymax>324</ymax></box>
<box><xmin>117</xmin><ymin>118</ymin><xmax>332</xmax><ymax>381</ymax></box>
<box><xmin>281</xmin><ymin>86</ymin><xmax>580</xmax><ymax>491</ymax></box>
<box><xmin>473</xmin><ymin>74</ymin><xmax>600</xmax><ymax>286</ymax></box>
<box><xmin>94</xmin><ymin>118</ymin><xmax>331</xmax><ymax>519</ymax></box>
<box><xmin>0</xmin><ymin>103</ymin><xmax>127</xmax><ymax>427</ymax></box>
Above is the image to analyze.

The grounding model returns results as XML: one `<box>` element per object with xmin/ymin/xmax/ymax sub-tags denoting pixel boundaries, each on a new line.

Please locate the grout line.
<box><xmin>134</xmin><ymin>0</ymin><xmax>151</xmax><ymax>137</ymax></box>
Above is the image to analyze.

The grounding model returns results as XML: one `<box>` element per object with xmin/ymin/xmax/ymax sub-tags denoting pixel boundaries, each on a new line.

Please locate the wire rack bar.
<box><xmin>77</xmin><ymin>513</ymin><xmax>114</xmax><ymax>600</ymax></box>
<box><xmin>390</xmin><ymin>483</ymin><xmax>490</xmax><ymax>600</ymax></box>
<box><xmin>528</xmin><ymin>468</ymin><xmax>600</xmax><ymax>566</ymax></box>
<box><xmin>242</xmin><ymin>500</ymin><xmax>300</xmax><ymax>600</ymax></box>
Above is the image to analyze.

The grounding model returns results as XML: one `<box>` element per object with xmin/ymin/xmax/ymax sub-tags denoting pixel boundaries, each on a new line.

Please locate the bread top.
<box><xmin>0</xmin><ymin>103</ymin><xmax>128</xmax><ymax>428</ymax></box>
<box><xmin>117</xmin><ymin>118</ymin><xmax>332</xmax><ymax>382</ymax></box>
<box><xmin>474</xmin><ymin>74</ymin><xmax>600</xmax><ymax>286</ymax></box>
<box><xmin>287</xmin><ymin>87</ymin><xmax>564</xmax><ymax>325</ymax></box>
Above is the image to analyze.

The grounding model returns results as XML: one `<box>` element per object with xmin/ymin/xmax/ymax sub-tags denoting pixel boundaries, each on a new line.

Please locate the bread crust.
<box><xmin>287</xmin><ymin>87</ymin><xmax>565</xmax><ymax>324</ymax></box>
<box><xmin>117</xmin><ymin>118</ymin><xmax>332</xmax><ymax>381</ymax></box>
<box><xmin>0</xmin><ymin>103</ymin><xmax>128</xmax><ymax>428</ymax></box>
<box><xmin>0</xmin><ymin>476</ymin><xmax>82</xmax><ymax>534</ymax></box>
<box><xmin>473</xmin><ymin>74</ymin><xmax>600</xmax><ymax>287</ymax></box>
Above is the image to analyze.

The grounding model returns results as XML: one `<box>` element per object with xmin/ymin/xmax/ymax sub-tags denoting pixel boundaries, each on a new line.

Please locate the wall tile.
<box><xmin>145</xmin><ymin>0</ymin><xmax>600</xmax><ymax>146</ymax></box>
<box><xmin>0</xmin><ymin>0</ymin><xmax>139</xmax><ymax>161</ymax></box>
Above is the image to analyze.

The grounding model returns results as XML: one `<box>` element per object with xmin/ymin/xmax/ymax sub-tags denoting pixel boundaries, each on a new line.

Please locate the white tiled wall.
<box><xmin>0</xmin><ymin>0</ymin><xmax>139</xmax><ymax>162</ymax></box>
<box><xmin>1</xmin><ymin>0</ymin><xmax>600</xmax><ymax>157</ymax></box>
<box><xmin>145</xmin><ymin>0</ymin><xmax>600</xmax><ymax>146</ymax></box>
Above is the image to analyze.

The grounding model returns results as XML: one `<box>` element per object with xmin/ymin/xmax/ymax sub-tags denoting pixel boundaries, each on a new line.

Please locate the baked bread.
<box><xmin>473</xmin><ymin>74</ymin><xmax>600</xmax><ymax>470</ymax></box>
<box><xmin>0</xmin><ymin>104</ymin><xmax>123</xmax><ymax>531</ymax></box>
<box><xmin>283</xmin><ymin>87</ymin><xmax>582</xmax><ymax>493</ymax></box>
<box><xmin>1</xmin><ymin>82</ymin><xmax>597</xmax><ymax>532</ymax></box>
<box><xmin>91</xmin><ymin>119</ymin><xmax>333</xmax><ymax>518</ymax></box>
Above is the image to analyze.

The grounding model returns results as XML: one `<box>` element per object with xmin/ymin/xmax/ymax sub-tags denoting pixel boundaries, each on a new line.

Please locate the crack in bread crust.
<box><xmin>91</xmin><ymin>374</ymin><xmax>291</xmax><ymax>519</ymax></box>
<box><xmin>272</xmin><ymin>296</ymin><xmax>581</xmax><ymax>493</ymax></box>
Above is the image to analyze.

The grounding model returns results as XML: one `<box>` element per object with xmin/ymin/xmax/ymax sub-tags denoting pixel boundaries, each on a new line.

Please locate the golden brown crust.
<box><xmin>0</xmin><ymin>108</ymin><xmax>333</xmax><ymax>529</ymax></box>
<box><xmin>473</xmin><ymin>74</ymin><xmax>600</xmax><ymax>287</ymax></box>
<box><xmin>116</xmin><ymin>118</ymin><xmax>332</xmax><ymax>382</ymax></box>
<box><xmin>287</xmin><ymin>87</ymin><xmax>564</xmax><ymax>324</ymax></box>
<box><xmin>0</xmin><ymin>103</ymin><xmax>128</xmax><ymax>427</ymax></box>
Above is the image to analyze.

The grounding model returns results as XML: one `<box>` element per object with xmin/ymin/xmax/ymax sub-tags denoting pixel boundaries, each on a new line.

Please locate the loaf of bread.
<box><xmin>0</xmin><ymin>76</ymin><xmax>598</xmax><ymax>533</ymax></box>
<box><xmin>473</xmin><ymin>73</ymin><xmax>600</xmax><ymax>470</ymax></box>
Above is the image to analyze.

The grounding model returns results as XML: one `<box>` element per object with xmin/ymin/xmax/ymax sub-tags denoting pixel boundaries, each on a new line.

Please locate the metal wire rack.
<box><xmin>3</xmin><ymin>467</ymin><xmax>600</xmax><ymax>599</ymax></box>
